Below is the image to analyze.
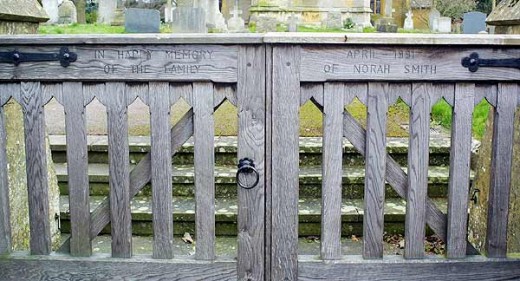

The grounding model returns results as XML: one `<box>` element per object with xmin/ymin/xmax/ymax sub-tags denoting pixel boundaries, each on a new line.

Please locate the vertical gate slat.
<box><xmin>321</xmin><ymin>82</ymin><xmax>344</xmax><ymax>260</ymax></box>
<box><xmin>0</xmin><ymin>84</ymin><xmax>15</xmax><ymax>255</ymax></box>
<box><xmin>363</xmin><ymin>83</ymin><xmax>388</xmax><ymax>259</ymax></box>
<box><xmin>17</xmin><ymin>82</ymin><xmax>52</xmax><ymax>255</ymax></box>
<box><xmin>237</xmin><ymin>46</ymin><xmax>266</xmax><ymax>279</ymax></box>
<box><xmin>193</xmin><ymin>82</ymin><xmax>215</xmax><ymax>261</ymax></box>
<box><xmin>486</xmin><ymin>83</ymin><xmax>518</xmax><ymax>258</ymax></box>
<box><xmin>446</xmin><ymin>83</ymin><xmax>474</xmax><ymax>259</ymax></box>
<box><xmin>101</xmin><ymin>82</ymin><xmax>132</xmax><ymax>258</ymax></box>
<box><xmin>405</xmin><ymin>83</ymin><xmax>432</xmax><ymax>259</ymax></box>
<box><xmin>149</xmin><ymin>82</ymin><xmax>174</xmax><ymax>259</ymax></box>
<box><xmin>271</xmin><ymin>46</ymin><xmax>300</xmax><ymax>281</ymax></box>
<box><xmin>63</xmin><ymin>82</ymin><xmax>91</xmax><ymax>257</ymax></box>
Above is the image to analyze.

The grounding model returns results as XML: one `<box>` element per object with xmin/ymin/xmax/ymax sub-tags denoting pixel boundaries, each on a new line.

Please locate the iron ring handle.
<box><xmin>236</xmin><ymin>158</ymin><xmax>260</xmax><ymax>190</ymax></box>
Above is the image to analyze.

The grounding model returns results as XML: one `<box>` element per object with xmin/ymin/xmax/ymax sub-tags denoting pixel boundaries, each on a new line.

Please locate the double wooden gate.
<box><xmin>0</xmin><ymin>34</ymin><xmax>519</xmax><ymax>280</ymax></box>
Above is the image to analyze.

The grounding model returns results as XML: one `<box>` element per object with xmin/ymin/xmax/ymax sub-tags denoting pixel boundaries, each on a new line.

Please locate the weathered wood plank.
<box><xmin>363</xmin><ymin>83</ymin><xmax>389</xmax><ymax>259</ymax></box>
<box><xmin>446</xmin><ymin>83</ymin><xmax>474</xmax><ymax>259</ymax></box>
<box><xmin>0</xmin><ymin>84</ymin><xmax>16</xmax><ymax>255</ymax></box>
<box><xmin>271</xmin><ymin>46</ymin><xmax>300</xmax><ymax>281</ymax></box>
<box><xmin>192</xmin><ymin>82</ymin><xmax>215</xmax><ymax>261</ymax></box>
<box><xmin>148</xmin><ymin>82</ymin><xmax>174</xmax><ymax>259</ymax></box>
<box><xmin>17</xmin><ymin>82</ymin><xmax>52</xmax><ymax>255</ymax></box>
<box><xmin>265</xmin><ymin>45</ymin><xmax>273</xmax><ymax>281</ymax></box>
<box><xmin>96</xmin><ymin>82</ymin><xmax>132</xmax><ymax>258</ymax></box>
<box><xmin>321</xmin><ymin>82</ymin><xmax>344</xmax><ymax>260</ymax></box>
<box><xmin>486</xmin><ymin>83</ymin><xmax>518</xmax><ymax>258</ymax></box>
<box><xmin>298</xmin><ymin>257</ymin><xmax>520</xmax><ymax>281</ymax></box>
<box><xmin>0</xmin><ymin>257</ymin><xmax>237</xmax><ymax>281</ymax></box>
<box><xmin>299</xmin><ymin>46</ymin><xmax>520</xmax><ymax>82</ymax></box>
<box><xmin>62</xmin><ymin>82</ymin><xmax>91</xmax><ymax>257</ymax></box>
<box><xmin>405</xmin><ymin>83</ymin><xmax>432</xmax><ymax>259</ymax></box>
<box><xmin>237</xmin><ymin>46</ymin><xmax>266</xmax><ymax>280</ymax></box>
<box><xmin>0</xmin><ymin>45</ymin><xmax>239</xmax><ymax>83</ymax></box>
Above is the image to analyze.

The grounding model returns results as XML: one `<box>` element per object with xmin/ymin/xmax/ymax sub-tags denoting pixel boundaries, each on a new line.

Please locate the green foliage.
<box><xmin>86</xmin><ymin>11</ymin><xmax>98</xmax><ymax>24</ymax></box>
<box><xmin>431</xmin><ymin>99</ymin><xmax>491</xmax><ymax>139</ymax></box>
<box><xmin>38</xmin><ymin>24</ymin><xmax>125</xmax><ymax>34</ymax></box>
<box><xmin>476</xmin><ymin>0</ymin><xmax>493</xmax><ymax>14</ymax></box>
<box><xmin>435</xmin><ymin>0</ymin><xmax>477</xmax><ymax>19</ymax></box>
<box><xmin>343</xmin><ymin>18</ymin><xmax>355</xmax><ymax>29</ymax></box>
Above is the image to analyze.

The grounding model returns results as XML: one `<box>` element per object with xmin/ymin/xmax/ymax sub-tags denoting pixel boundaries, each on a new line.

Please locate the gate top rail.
<box><xmin>0</xmin><ymin>33</ymin><xmax>519</xmax><ymax>46</ymax></box>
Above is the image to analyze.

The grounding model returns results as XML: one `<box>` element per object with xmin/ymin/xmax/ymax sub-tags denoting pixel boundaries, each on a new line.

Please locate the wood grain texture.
<box><xmin>96</xmin><ymin>82</ymin><xmax>132</xmax><ymax>258</ymax></box>
<box><xmin>264</xmin><ymin>45</ymin><xmax>273</xmax><ymax>281</ymax></box>
<box><xmin>321</xmin><ymin>83</ymin><xmax>344</xmax><ymax>260</ymax></box>
<box><xmin>62</xmin><ymin>82</ymin><xmax>91</xmax><ymax>257</ymax></box>
<box><xmin>0</xmin><ymin>84</ymin><xmax>15</xmax><ymax>255</ymax></box>
<box><xmin>0</xmin><ymin>257</ymin><xmax>237</xmax><ymax>281</ymax></box>
<box><xmin>148</xmin><ymin>82</ymin><xmax>174</xmax><ymax>259</ymax></box>
<box><xmin>298</xmin><ymin>256</ymin><xmax>520</xmax><ymax>281</ymax></box>
<box><xmin>446</xmin><ymin>83</ymin><xmax>475</xmax><ymax>259</ymax></box>
<box><xmin>192</xmin><ymin>82</ymin><xmax>215</xmax><ymax>261</ymax></box>
<box><xmin>299</xmin><ymin>46</ymin><xmax>520</xmax><ymax>82</ymax></box>
<box><xmin>237</xmin><ymin>46</ymin><xmax>266</xmax><ymax>280</ymax></box>
<box><xmin>363</xmin><ymin>83</ymin><xmax>389</xmax><ymax>259</ymax></box>
<box><xmin>486</xmin><ymin>83</ymin><xmax>518</xmax><ymax>258</ymax></box>
<box><xmin>17</xmin><ymin>82</ymin><xmax>52</xmax><ymax>255</ymax></box>
<box><xmin>0</xmin><ymin>45</ymin><xmax>239</xmax><ymax>83</ymax></box>
<box><xmin>405</xmin><ymin>83</ymin><xmax>432</xmax><ymax>259</ymax></box>
<box><xmin>271</xmin><ymin>46</ymin><xmax>300</xmax><ymax>281</ymax></box>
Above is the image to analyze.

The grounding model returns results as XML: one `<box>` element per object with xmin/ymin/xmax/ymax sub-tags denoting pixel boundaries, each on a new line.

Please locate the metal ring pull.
<box><xmin>236</xmin><ymin>158</ymin><xmax>260</xmax><ymax>190</ymax></box>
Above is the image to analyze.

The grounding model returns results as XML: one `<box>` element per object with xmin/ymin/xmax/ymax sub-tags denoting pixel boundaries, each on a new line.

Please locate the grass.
<box><xmin>431</xmin><ymin>99</ymin><xmax>491</xmax><ymax>139</ymax></box>
<box><xmin>38</xmin><ymin>23</ymin><xmax>173</xmax><ymax>34</ymax></box>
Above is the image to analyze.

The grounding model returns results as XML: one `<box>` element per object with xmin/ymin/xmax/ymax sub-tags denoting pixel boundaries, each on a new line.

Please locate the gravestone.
<box><xmin>42</xmin><ymin>0</ymin><xmax>59</xmax><ymax>23</ymax></box>
<box><xmin>429</xmin><ymin>8</ymin><xmax>441</xmax><ymax>32</ymax></box>
<box><xmin>256</xmin><ymin>14</ymin><xmax>277</xmax><ymax>32</ymax></box>
<box><xmin>125</xmin><ymin>8</ymin><xmax>160</xmax><ymax>33</ymax></box>
<box><xmin>287</xmin><ymin>13</ymin><xmax>299</xmax><ymax>32</ymax></box>
<box><xmin>227</xmin><ymin>3</ymin><xmax>245</xmax><ymax>32</ymax></box>
<box><xmin>58</xmin><ymin>0</ymin><xmax>77</xmax><ymax>24</ymax></box>
<box><xmin>172</xmin><ymin>7</ymin><xmax>207</xmax><ymax>33</ymax></box>
<box><xmin>438</xmin><ymin>17</ymin><xmax>452</xmax><ymax>33</ymax></box>
<box><xmin>403</xmin><ymin>10</ymin><xmax>414</xmax><ymax>30</ymax></box>
<box><xmin>463</xmin><ymin>11</ymin><xmax>487</xmax><ymax>34</ymax></box>
<box><xmin>376</xmin><ymin>18</ymin><xmax>398</xmax><ymax>32</ymax></box>
<box><xmin>325</xmin><ymin>11</ymin><xmax>343</xmax><ymax>29</ymax></box>
<box><xmin>98</xmin><ymin>0</ymin><xmax>117</xmax><ymax>24</ymax></box>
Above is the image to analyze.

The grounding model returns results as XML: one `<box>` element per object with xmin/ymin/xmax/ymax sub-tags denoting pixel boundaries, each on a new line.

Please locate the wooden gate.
<box><xmin>0</xmin><ymin>35</ymin><xmax>267</xmax><ymax>280</ymax></box>
<box><xmin>267</xmin><ymin>34</ymin><xmax>520</xmax><ymax>280</ymax></box>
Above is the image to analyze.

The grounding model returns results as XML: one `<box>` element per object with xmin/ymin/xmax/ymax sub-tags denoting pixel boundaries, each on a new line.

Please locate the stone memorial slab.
<box><xmin>42</xmin><ymin>0</ymin><xmax>59</xmax><ymax>23</ymax></box>
<box><xmin>429</xmin><ymin>8</ymin><xmax>441</xmax><ymax>32</ymax></box>
<box><xmin>58</xmin><ymin>0</ymin><xmax>77</xmax><ymax>24</ymax></box>
<box><xmin>438</xmin><ymin>17</ymin><xmax>452</xmax><ymax>33</ymax></box>
<box><xmin>98</xmin><ymin>0</ymin><xmax>117</xmax><ymax>24</ymax></box>
<box><xmin>376</xmin><ymin>18</ymin><xmax>398</xmax><ymax>32</ymax></box>
<box><xmin>172</xmin><ymin>7</ymin><xmax>207</xmax><ymax>33</ymax></box>
<box><xmin>463</xmin><ymin>11</ymin><xmax>487</xmax><ymax>34</ymax></box>
<box><xmin>227</xmin><ymin>4</ymin><xmax>245</xmax><ymax>32</ymax></box>
<box><xmin>125</xmin><ymin>8</ymin><xmax>160</xmax><ymax>33</ymax></box>
<box><xmin>256</xmin><ymin>15</ymin><xmax>277</xmax><ymax>32</ymax></box>
<box><xmin>404</xmin><ymin>10</ymin><xmax>414</xmax><ymax>30</ymax></box>
<box><xmin>325</xmin><ymin>11</ymin><xmax>343</xmax><ymax>29</ymax></box>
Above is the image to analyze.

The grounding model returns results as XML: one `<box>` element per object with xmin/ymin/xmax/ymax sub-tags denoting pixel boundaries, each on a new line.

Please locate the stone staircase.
<box><xmin>50</xmin><ymin>135</ymin><xmax>460</xmax><ymax>240</ymax></box>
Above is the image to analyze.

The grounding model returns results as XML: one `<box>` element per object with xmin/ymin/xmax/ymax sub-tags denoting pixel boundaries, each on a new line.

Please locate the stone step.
<box><xmin>59</xmin><ymin>196</ymin><xmax>447</xmax><ymax>237</ymax></box>
<box><xmin>49</xmin><ymin>135</ymin><xmax>455</xmax><ymax>166</ymax></box>
<box><xmin>55</xmin><ymin>163</ymin><xmax>459</xmax><ymax>199</ymax></box>
<box><xmin>78</xmin><ymin>234</ymin><xmax>430</xmax><ymax>257</ymax></box>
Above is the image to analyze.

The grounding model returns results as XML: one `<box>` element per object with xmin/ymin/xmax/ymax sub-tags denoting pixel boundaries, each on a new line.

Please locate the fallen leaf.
<box><xmin>182</xmin><ymin>232</ymin><xmax>194</xmax><ymax>244</ymax></box>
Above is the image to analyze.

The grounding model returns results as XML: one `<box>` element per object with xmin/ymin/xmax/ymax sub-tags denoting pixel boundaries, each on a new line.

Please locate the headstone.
<box><xmin>164</xmin><ymin>6</ymin><xmax>173</xmax><ymax>23</ymax></box>
<box><xmin>57</xmin><ymin>0</ymin><xmax>77</xmax><ymax>24</ymax></box>
<box><xmin>438</xmin><ymin>17</ymin><xmax>452</xmax><ymax>33</ymax></box>
<box><xmin>463</xmin><ymin>11</ymin><xmax>487</xmax><ymax>34</ymax></box>
<box><xmin>172</xmin><ymin>7</ymin><xmax>207</xmax><ymax>33</ymax></box>
<box><xmin>98</xmin><ymin>0</ymin><xmax>117</xmax><ymax>24</ymax></box>
<box><xmin>227</xmin><ymin>2</ymin><xmax>245</xmax><ymax>32</ymax></box>
<box><xmin>125</xmin><ymin>8</ymin><xmax>160</xmax><ymax>33</ymax></box>
<box><xmin>256</xmin><ymin>14</ymin><xmax>277</xmax><ymax>32</ymax></box>
<box><xmin>429</xmin><ymin>8</ymin><xmax>441</xmax><ymax>32</ymax></box>
<box><xmin>325</xmin><ymin>11</ymin><xmax>343</xmax><ymax>29</ymax></box>
<box><xmin>404</xmin><ymin>10</ymin><xmax>414</xmax><ymax>30</ymax></box>
<box><xmin>42</xmin><ymin>0</ymin><xmax>59</xmax><ymax>23</ymax></box>
<box><xmin>287</xmin><ymin>13</ymin><xmax>298</xmax><ymax>32</ymax></box>
<box><xmin>376</xmin><ymin>18</ymin><xmax>398</xmax><ymax>32</ymax></box>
